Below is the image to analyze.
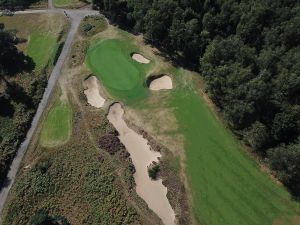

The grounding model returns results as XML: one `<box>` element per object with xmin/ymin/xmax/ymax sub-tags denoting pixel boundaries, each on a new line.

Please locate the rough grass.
<box><xmin>171</xmin><ymin>85</ymin><xmax>300</xmax><ymax>225</ymax></box>
<box><xmin>79</xmin><ymin>15</ymin><xmax>108</xmax><ymax>37</ymax></box>
<box><xmin>85</xmin><ymin>39</ymin><xmax>150</xmax><ymax>104</ymax></box>
<box><xmin>53</xmin><ymin>0</ymin><xmax>71</xmax><ymax>7</ymax></box>
<box><xmin>26</xmin><ymin>31</ymin><xmax>57</xmax><ymax>70</ymax></box>
<box><xmin>40</xmin><ymin>100</ymin><xmax>72</xmax><ymax>147</ymax></box>
<box><xmin>53</xmin><ymin>0</ymin><xmax>90</xmax><ymax>8</ymax></box>
<box><xmin>0</xmin><ymin>13</ymin><xmax>66</xmax><ymax>70</ymax></box>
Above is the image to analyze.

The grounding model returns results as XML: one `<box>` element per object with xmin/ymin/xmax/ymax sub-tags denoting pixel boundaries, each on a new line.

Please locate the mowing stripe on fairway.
<box><xmin>171</xmin><ymin>88</ymin><xmax>300</xmax><ymax>225</ymax></box>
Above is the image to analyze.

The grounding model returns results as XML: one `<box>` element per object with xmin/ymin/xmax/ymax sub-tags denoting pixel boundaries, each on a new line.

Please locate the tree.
<box><xmin>0</xmin><ymin>23</ymin><xmax>34</xmax><ymax>81</ymax></box>
<box><xmin>244</xmin><ymin>121</ymin><xmax>269</xmax><ymax>151</ymax></box>
<box><xmin>30</xmin><ymin>209</ymin><xmax>70</xmax><ymax>225</ymax></box>
<box><xmin>268</xmin><ymin>142</ymin><xmax>300</xmax><ymax>196</ymax></box>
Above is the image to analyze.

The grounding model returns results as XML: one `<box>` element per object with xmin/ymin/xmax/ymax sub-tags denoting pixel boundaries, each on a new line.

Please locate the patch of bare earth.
<box><xmin>132</xmin><ymin>53</ymin><xmax>150</xmax><ymax>64</ymax></box>
<box><xmin>149</xmin><ymin>75</ymin><xmax>173</xmax><ymax>91</ymax></box>
<box><xmin>83</xmin><ymin>76</ymin><xmax>105</xmax><ymax>108</ymax></box>
<box><xmin>107</xmin><ymin>103</ymin><xmax>176</xmax><ymax>225</ymax></box>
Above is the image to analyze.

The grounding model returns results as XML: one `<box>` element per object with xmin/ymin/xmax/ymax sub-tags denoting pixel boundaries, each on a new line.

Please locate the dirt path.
<box><xmin>0</xmin><ymin>3</ymin><xmax>98</xmax><ymax>218</ymax></box>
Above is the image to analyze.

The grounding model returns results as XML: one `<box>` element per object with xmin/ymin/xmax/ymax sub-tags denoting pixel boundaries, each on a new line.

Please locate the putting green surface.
<box><xmin>40</xmin><ymin>101</ymin><xmax>72</xmax><ymax>147</ymax></box>
<box><xmin>86</xmin><ymin>39</ymin><xmax>149</xmax><ymax>103</ymax></box>
<box><xmin>171</xmin><ymin>88</ymin><xmax>300</xmax><ymax>225</ymax></box>
<box><xmin>26</xmin><ymin>31</ymin><xmax>57</xmax><ymax>70</ymax></box>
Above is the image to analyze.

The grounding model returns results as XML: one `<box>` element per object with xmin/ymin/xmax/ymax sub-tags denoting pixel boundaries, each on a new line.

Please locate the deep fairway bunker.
<box><xmin>83</xmin><ymin>76</ymin><xmax>106</xmax><ymax>108</ymax></box>
<box><xmin>107</xmin><ymin>103</ymin><xmax>175</xmax><ymax>225</ymax></box>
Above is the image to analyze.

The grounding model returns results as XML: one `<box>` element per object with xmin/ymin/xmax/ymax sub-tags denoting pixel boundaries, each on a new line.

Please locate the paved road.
<box><xmin>0</xmin><ymin>3</ymin><xmax>98</xmax><ymax>218</ymax></box>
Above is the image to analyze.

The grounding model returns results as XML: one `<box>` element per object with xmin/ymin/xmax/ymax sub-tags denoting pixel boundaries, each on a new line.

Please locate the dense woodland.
<box><xmin>0</xmin><ymin>24</ymin><xmax>46</xmax><ymax>186</ymax></box>
<box><xmin>93</xmin><ymin>0</ymin><xmax>300</xmax><ymax>196</ymax></box>
<box><xmin>0</xmin><ymin>0</ymin><xmax>40</xmax><ymax>8</ymax></box>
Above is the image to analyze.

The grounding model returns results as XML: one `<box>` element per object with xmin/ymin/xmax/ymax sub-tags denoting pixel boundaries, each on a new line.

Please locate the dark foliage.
<box><xmin>29</xmin><ymin>209</ymin><xmax>70</xmax><ymax>225</ymax></box>
<box><xmin>93</xmin><ymin>0</ymin><xmax>300</xmax><ymax>195</ymax></box>
<box><xmin>0</xmin><ymin>0</ymin><xmax>41</xmax><ymax>9</ymax></box>
<box><xmin>99</xmin><ymin>133</ymin><xmax>124</xmax><ymax>155</ymax></box>
<box><xmin>148</xmin><ymin>164</ymin><xmax>160</xmax><ymax>180</ymax></box>
<box><xmin>0</xmin><ymin>24</ymin><xmax>46</xmax><ymax>188</ymax></box>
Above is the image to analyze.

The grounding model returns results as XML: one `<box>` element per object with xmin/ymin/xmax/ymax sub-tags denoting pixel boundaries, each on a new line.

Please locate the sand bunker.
<box><xmin>149</xmin><ymin>75</ymin><xmax>173</xmax><ymax>91</ymax></box>
<box><xmin>83</xmin><ymin>76</ymin><xmax>105</xmax><ymax>108</ymax></box>
<box><xmin>107</xmin><ymin>103</ymin><xmax>175</xmax><ymax>225</ymax></box>
<box><xmin>132</xmin><ymin>53</ymin><xmax>150</xmax><ymax>64</ymax></box>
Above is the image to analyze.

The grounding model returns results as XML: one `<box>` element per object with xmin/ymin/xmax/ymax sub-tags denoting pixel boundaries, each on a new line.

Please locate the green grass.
<box><xmin>86</xmin><ymin>36</ymin><xmax>300</xmax><ymax>225</ymax></box>
<box><xmin>171</xmin><ymin>87</ymin><xmax>300</xmax><ymax>225</ymax></box>
<box><xmin>26</xmin><ymin>31</ymin><xmax>57</xmax><ymax>70</ymax></box>
<box><xmin>86</xmin><ymin>39</ymin><xmax>149</xmax><ymax>104</ymax></box>
<box><xmin>53</xmin><ymin>0</ymin><xmax>71</xmax><ymax>7</ymax></box>
<box><xmin>40</xmin><ymin>101</ymin><xmax>72</xmax><ymax>147</ymax></box>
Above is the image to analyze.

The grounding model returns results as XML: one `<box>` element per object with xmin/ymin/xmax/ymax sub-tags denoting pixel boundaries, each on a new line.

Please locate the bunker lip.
<box><xmin>83</xmin><ymin>75</ymin><xmax>106</xmax><ymax>108</ymax></box>
<box><xmin>107</xmin><ymin>102</ymin><xmax>175</xmax><ymax>225</ymax></box>
<box><xmin>146</xmin><ymin>74</ymin><xmax>173</xmax><ymax>91</ymax></box>
<box><xmin>131</xmin><ymin>52</ymin><xmax>150</xmax><ymax>64</ymax></box>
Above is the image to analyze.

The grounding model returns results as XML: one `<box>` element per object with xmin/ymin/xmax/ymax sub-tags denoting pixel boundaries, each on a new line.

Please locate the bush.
<box><xmin>148</xmin><ymin>164</ymin><xmax>160</xmax><ymax>180</ymax></box>
<box><xmin>82</xmin><ymin>23</ymin><xmax>93</xmax><ymax>33</ymax></box>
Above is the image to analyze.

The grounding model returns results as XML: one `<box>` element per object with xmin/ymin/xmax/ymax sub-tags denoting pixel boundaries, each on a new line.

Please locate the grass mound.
<box><xmin>40</xmin><ymin>101</ymin><xmax>72</xmax><ymax>147</ymax></box>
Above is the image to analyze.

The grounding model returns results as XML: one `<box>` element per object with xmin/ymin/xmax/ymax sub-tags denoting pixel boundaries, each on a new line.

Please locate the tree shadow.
<box><xmin>0</xmin><ymin>95</ymin><xmax>14</xmax><ymax>117</ymax></box>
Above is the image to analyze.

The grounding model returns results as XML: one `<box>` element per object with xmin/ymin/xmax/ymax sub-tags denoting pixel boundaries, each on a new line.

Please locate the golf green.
<box><xmin>86</xmin><ymin>39</ymin><xmax>148</xmax><ymax>103</ymax></box>
<box><xmin>26</xmin><ymin>31</ymin><xmax>57</xmax><ymax>70</ymax></box>
<box><xmin>40</xmin><ymin>101</ymin><xmax>72</xmax><ymax>147</ymax></box>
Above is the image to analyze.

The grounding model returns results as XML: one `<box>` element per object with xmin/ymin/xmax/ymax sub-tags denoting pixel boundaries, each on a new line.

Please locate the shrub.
<box><xmin>148</xmin><ymin>164</ymin><xmax>160</xmax><ymax>180</ymax></box>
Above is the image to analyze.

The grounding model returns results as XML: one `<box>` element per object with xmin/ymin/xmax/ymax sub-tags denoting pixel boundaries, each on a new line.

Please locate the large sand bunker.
<box><xmin>107</xmin><ymin>103</ymin><xmax>175</xmax><ymax>225</ymax></box>
<box><xmin>83</xmin><ymin>76</ymin><xmax>105</xmax><ymax>108</ymax></box>
<box><xmin>131</xmin><ymin>53</ymin><xmax>150</xmax><ymax>64</ymax></box>
<box><xmin>149</xmin><ymin>75</ymin><xmax>173</xmax><ymax>91</ymax></box>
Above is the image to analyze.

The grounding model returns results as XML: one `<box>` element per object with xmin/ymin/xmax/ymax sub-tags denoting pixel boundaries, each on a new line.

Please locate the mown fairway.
<box><xmin>40</xmin><ymin>101</ymin><xmax>72</xmax><ymax>147</ymax></box>
<box><xmin>26</xmin><ymin>31</ymin><xmax>57</xmax><ymax>70</ymax></box>
<box><xmin>85</xmin><ymin>34</ymin><xmax>300</xmax><ymax>225</ymax></box>
<box><xmin>171</xmin><ymin>88</ymin><xmax>300</xmax><ymax>225</ymax></box>
<box><xmin>86</xmin><ymin>39</ymin><xmax>149</xmax><ymax>103</ymax></box>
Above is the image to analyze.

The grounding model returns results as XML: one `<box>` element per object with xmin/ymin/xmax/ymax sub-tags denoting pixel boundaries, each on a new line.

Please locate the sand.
<box><xmin>149</xmin><ymin>75</ymin><xmax>173</xmax><ymax>91</ymax></box>
<box><xmin>107</xmin><ymin>103</ymin><xmax>175</xmax><ymax>225</ymax></box>
<box><xmin>83</xmin><ymin>76</ymin><xmax>105</xmax><ymax>108</ymax></box>
<box><xmin>132</xmin><ymin>53</ymin><xmax>150</xmax><ymax>64</ymax></box>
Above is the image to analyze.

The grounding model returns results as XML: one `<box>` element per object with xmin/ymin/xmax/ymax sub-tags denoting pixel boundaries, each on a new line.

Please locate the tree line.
<box><xmin>0</xmin><ymin>0</ymin><xmax>40</xmax><ymax>9</ymax></box>
<box><xmin>92</xmin><ymin>0</ymin><xmax>300</xmax><ymax>197</ymax></box>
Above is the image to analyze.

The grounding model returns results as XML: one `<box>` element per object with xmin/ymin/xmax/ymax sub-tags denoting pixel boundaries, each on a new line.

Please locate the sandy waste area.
<box><xmin>149</xmin><ymin>75</ymin><xmax>173</xmax><ymax>91</ymax></box>
<box><xmin>83</xmin><ymin>76</ymin><xmax>105</xmax><ymax>108</ymax></box>
<box><xmin>132</xmin><ymin>53</ymin><xmax>150</xmax><ymax>64</ymax></box>
<box><xmin>107</xmin><ymin>103</ymin><xmax>175</xmax><ymax>225</ymax></box>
